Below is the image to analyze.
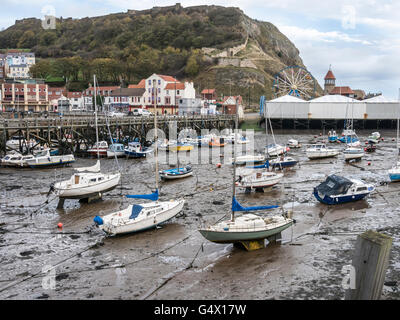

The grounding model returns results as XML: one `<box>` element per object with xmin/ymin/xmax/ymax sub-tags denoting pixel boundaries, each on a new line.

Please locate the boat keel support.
<box><xmin>234</xmin><ymin>232</ymin><xmax>282</xmax><ymax>251</ymax></box>
<box><xmin>87</xmin><ymin>193</ymin><xmax>102</xmax><ymax>203</ymax></box>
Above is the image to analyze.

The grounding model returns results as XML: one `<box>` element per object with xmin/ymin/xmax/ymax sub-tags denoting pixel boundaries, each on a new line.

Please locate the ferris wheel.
<box><xmin>272</xmin><ymin>65</ymin><xmax>316</xmax><ymax>100</ymax></box>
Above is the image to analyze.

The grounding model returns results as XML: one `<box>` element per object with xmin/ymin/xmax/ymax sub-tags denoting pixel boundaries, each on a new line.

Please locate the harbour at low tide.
<box><xmin>0</xmin><ymin>130</ymin><xmax>399</xmax><ymax>300</ymax></box>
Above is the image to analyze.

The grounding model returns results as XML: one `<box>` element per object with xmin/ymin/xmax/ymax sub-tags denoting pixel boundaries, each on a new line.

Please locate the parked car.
<box><xmin>108</xmin><ymin>111</ymin><xmax>125</xmax><ymax>118</ymax></box>
<box><xmin>132</xmin><ymin>109</ymin><xmax>153</xmax><ymax>117</ymax></box>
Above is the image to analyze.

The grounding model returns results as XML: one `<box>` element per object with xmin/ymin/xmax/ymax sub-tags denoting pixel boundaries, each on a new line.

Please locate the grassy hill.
<box><xmin>0</xmin><ymin>4</ymin><xmax>322</xmax><ymax>102</ymax></box>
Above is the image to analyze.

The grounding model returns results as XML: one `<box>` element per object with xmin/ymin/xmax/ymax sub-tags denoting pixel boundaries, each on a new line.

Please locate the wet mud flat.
<box><xmin>0</xmin><ymin>129</ymin><xmax>399</xmax><ymax>300</ymax></box>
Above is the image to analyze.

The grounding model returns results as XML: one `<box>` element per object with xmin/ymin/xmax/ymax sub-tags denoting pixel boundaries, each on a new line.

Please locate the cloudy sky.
<box><xmin>1</xmin><ymin>0</ymin><xmax>399</xmax><ymax>99</ymax></box>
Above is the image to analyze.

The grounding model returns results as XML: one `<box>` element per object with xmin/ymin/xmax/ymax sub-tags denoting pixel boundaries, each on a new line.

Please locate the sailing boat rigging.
<box><xmin>51</xmin><ymin>75</ymin><xmax>121</xmax><ymax>203</ymax></box>
<box><xmin>93</xmin><ymin>78</ymin><xmax>185</xmax><ymax>235</ymax></box>
<box><xmin>236</xmin><ymin>100</ymin><xmax>284</xmax><ymax>191</ymax></box>
<box><xmin>198</xmin><ymin>97</ymin><xmax>293</xmax><ymax>249</ymax></box>
<box><xmin>343</xmin><ymin>99</ymin><xmax>364</xmax><ymax>161</ymax></box>
<box><xmin>388</xmin><ymin>89</ymin><xmax>400</xmax><ymax>182</ymax></box>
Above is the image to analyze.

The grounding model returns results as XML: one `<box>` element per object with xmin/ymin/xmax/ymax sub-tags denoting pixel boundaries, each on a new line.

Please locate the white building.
<box><xmin>129</xmin><ymin>74</ymin><xmax>196</xmax><ymax>115</ymax></box>
<box><xmin>265</xmin><ymin>94</ymin><xmax>400</xmax><ymax>121</ymax></box>
<box><xmin>5</xmin><ymin>52</ymin><xmax>35</xmax><ymax>79</ymax></box>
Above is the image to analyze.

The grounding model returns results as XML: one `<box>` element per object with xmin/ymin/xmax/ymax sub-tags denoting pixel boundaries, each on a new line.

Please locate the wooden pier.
<box><xmin>0</xmin><ymin>114</ymin><xmax>236</xmax><ymax>154</ymax></box>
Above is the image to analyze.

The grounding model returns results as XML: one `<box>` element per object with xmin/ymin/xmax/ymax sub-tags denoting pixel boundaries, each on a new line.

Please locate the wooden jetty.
<box><xmin>0</xmin><ymin>114</ymin><xmax>236</xmax><ymax>154</ymax></box>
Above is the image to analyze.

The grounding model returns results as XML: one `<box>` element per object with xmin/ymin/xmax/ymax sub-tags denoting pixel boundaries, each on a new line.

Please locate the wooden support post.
<box><xmin>345</xmin><ymin>230</ymin><xmax>392</xmax><ymax>300</ymax></box>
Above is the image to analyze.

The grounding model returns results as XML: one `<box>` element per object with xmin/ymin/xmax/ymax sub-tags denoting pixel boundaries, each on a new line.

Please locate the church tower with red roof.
<box><xmin>324</xmin><ymin>66</ymin><xmax>336</xmax><ymax>95</ymax></box>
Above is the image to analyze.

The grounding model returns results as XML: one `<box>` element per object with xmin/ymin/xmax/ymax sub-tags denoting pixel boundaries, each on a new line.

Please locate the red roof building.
<box><xmin>201</xmin><ymin>89</ymin><xmax>217</xmax><ymax>101</ymax></box>
<box><xmin>329</xmin><ymin>86</ymin><xmax>355</xmax><ymax>97</ymax></box>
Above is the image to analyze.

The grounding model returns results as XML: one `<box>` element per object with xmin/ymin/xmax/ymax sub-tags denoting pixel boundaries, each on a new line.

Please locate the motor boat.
<box><xmin>169</xmin><ymin>142</ymin><xmax>194</xmax><ymax>152</ymax></box>
<box><xmin>209</xmin><ymin>137</ymin><xmax>226</xmax><ymax>147</ymax></box>
<box><xmin>368</xmin><ymin>132</ymin><xmax>381</xmax><ymax>144</ymax></box>
<box><xmin>313</xmin><ymin>174</ymin><xmax>374</xmax><ymax>205</ymax></box>
<box><xmin>0</xmin><ymin>152</ymin><xmax>35</xmax><ymax>168</ymax></box>
<box><xmin>25</xmin><ymin>149</ymin><xmax>75</xmax><ymax>168</ymax></box>
<box><xmin>125</xmin><ymin>141</ymin><xmax>153</xmax><ymax>158</ymax></box>
<box><xmin>87</xmin><ymin>141</ymin><xmax>108</xmax><ymax>157</ymax></box>
<box><xmin>306</xmin><ymin>144</ymin><xmax>340</xmax><ymax>159</ymax></box>
<box><xmin>107</xmin><ymin>143</ymin><xmax>125</xmax><ymax>158</ymax></box>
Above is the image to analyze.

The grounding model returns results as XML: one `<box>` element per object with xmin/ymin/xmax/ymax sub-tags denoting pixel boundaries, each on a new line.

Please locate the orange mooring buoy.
<box><xmin>368</xmin><ymin>162</ymin><xmax>371</xmax><ymax>166</ymax></box>
<box><xmin>57</xmin><ymin>223</ymin><xmax>63</xmax><ymax>229</ymax></box>
<box><xmin>216</xmin><ymin>163</ymin><xmax>222</xmax><ymax>168</ymax></box>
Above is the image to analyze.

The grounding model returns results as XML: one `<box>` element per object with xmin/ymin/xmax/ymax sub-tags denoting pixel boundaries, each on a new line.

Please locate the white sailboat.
<box><xmin>94</xmin><ymin>78</ymin><xmax>184</xmax><ymax>235</ymax></box>
<box><xmin>199</xmin><ymin>97</ymin><xmax>293</xmax><ymax>248</ymax></box>
<box><xmin>51</xmin><ymin>75</ymin><xmax>121</xmax><ymax>201</ymax></box>
<box><xmin>236</xmin><ymin>98</ymin><xmax>284</xmax><ymax>191</ymax></box>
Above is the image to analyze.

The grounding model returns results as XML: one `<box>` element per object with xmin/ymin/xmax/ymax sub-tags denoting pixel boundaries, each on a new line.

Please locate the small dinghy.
<box><xmin>364</xmin><ymin>143</ymin><xmax>376</xmax><ymax>153</ymax></box>
<box><xmin>368</xmin><ymin>132</ymin><xmax>381</xmax><ymax>144</ymax></box>
<box><xmin>313</xmin><ymin>174</ymin><xmax>374</xmax><ymax>205</ymax></box>
<box><xmin>160</xmin><ymin>165</ymin><xmax>193</xmax><ymax>180</ymax></box>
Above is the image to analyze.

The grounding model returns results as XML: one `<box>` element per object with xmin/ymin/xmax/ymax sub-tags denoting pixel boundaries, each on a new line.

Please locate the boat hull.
<box><xmin>389</xmin><ymin>173</ymin><xmax>400</xmax><ymax>182</ymax></box>
<box><xmin>270</xmin><ymin>160</ymin><xmax>298</xmax><ymax>168</ymax></box>
<box><xmin>313</xmin><ymin>188</ymin><xmax>369</xmax><ymax>205</ymax></box>
<box><xmin>199</xmin><ymin>221</ymin><xmax>293</xmax><ymax>243</ymax></box>
<box><xmin>27</xmin><ymin>156</ymin><xmax>75</xmax><ymax>168</ymax></box>
<box><xmin>107</xmin><ymin>150</ymin><xmax>125</xmax><ymax>158</ymax></box>
<box><xmin>55</xmin><ymin>174</ymin><xmax>121</xmax><ymax>199</ymax></box>
<box><xmin>307</xmin><ymin>151</ymin><xmax>339</xmax><ymax>159</ymax></box>
<box><xmin>160</xmin><ymin>171</ymin><xmax>193</xmax><ymax>180</ymax></box>
<box><xmin>100</xmin><ymin>200</ymin><xmax>184</xmax><ymax>236</ymax></box>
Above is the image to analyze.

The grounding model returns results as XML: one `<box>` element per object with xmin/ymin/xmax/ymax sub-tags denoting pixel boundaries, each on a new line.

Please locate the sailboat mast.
<box><xmin>153</xmin><ymin>79</ymin><xmax>159</xmax><ymax>190</ymax></box>
<box><xmin>94</xmin><ymin>75</ymin><xmax>100</xmax><ymax>159</ymax></box>
<box><xmin>397</xmin><ymin>89</ymin><xmax>400</xmax><ymax>156</ymax></box>
<box><xmin>231</xmin><ymin>97</ymin><xmax>239</xmax><ymax>222</ymax></box>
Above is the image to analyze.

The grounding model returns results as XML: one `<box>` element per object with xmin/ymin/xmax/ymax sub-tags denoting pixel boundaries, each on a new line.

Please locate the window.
<box><xmin>177</xmin><ymin>90</ymin><xmax>180</xmax><ymax>94</ymax></box>
<box><xmin>158</xmin><ymin>80</ymin><xmax>161</xmax><ymax>85</ymax></box>
<box><xmin>148</xmin><ymin>80</ymin><xmax>151</xmax><ymax>85</ymax></box>
<box><xmin>158</xmin><ymin>88</ymin><xmax>160</xmax><ymax>93</ymax></box>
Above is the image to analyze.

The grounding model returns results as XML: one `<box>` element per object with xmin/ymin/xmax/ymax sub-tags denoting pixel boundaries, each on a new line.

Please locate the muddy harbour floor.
<box><xmin>0</xmin><ymin>129</ymin><xmax>399</xmax><ymax>300</ymax></box>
